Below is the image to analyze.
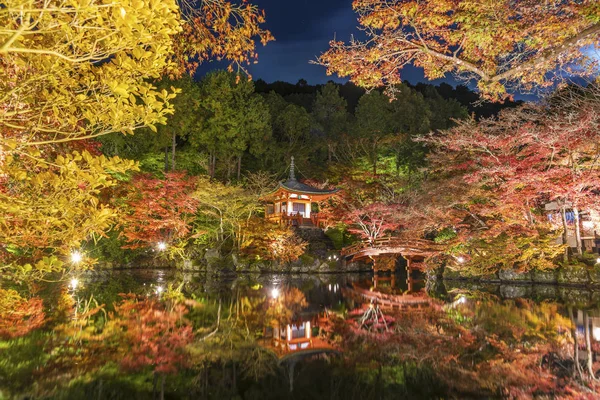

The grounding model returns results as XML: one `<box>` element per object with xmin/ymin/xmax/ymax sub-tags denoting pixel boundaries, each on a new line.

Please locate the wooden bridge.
<box><xmin>341</xmin><ymin>237</ymin><xmax>443</xmax><ymax>260</ymax></box>
<box><xmin>342</xmin><ymin>285</ymin><xmax>437</xmax><ymax>312</ymax></box>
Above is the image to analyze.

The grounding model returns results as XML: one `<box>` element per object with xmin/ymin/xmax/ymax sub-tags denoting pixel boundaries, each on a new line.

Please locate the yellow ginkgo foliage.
<box><xmin>0</xmin><ymin>0</ymin><xmax>183</xmax><ymax>148</ymax></box>
<box><xmin>0</xmin><ymin>150</ymin><xmax>138</xmax><ymax>281</ymax></box>
<box><xmin>0</xmin><ymin>0</ymin><xmax>272</xmax><ymax>280</ymax></box>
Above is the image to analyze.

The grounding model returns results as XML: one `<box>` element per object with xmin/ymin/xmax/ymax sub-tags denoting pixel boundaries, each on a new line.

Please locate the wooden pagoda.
<box><xmin>261</xmin><ymin>157</ymin><xmax>338</xmax><ymax>227</ymax></box>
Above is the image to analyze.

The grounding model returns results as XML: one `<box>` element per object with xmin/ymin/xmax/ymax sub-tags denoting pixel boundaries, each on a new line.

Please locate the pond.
<box><xmin>2</xmin><ymin>269</ymin><xmax>600</xmax><ymax>399</ymax></box>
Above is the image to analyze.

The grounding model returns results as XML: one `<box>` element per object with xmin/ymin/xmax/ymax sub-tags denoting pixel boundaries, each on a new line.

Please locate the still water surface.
<box><xmin>2</xmin><ymin>269</ymin><xmax>600</xmax><ymax>399</ymax></box>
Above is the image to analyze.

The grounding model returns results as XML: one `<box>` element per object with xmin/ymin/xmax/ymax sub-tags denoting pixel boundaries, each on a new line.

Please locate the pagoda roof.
<box><xmin>261</xmin><ymin>157</ymin><xmax>338</xmax><ymax>200</ymax></box>
<box><xmin>261</xmin><ymin>178</ymin><xmax>338</xmax><ymax>201</ymax></box>
<box><xmin>277</xmin><ymin>178</ymin><xmax>338</xmax><ymax>195</ymax></box>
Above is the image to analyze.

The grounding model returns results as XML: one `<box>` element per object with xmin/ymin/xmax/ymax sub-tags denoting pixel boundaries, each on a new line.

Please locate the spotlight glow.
<box><xmin>456</xmin><ymin>256</ymin><xmax>465</xmax><ymax>264</ymax></box>
<box><xmin>71</xmin><ymin>251</ymin><xmax>82</xmax><ymax>264</ymax></box>
<box><xmin>157</xmin><ymin>242</ymin><xmax>167</xmax><ymax>251</ymax></box>
<box><xmin>70</xmin><ymin>278</ymin><xmax>79</xmax><ymax>290</ymax></box>
<box><xmin>156</xmin><ymin>286</ymin><xmax>164</xmax><ymax>294</ymax></box>
<box><xmin>271</xmin><ymin>288</ymin><xmax>279</xmax><ymax>299</ymax></box>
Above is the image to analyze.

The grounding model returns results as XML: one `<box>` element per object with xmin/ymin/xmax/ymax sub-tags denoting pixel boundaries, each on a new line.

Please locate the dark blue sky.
<box><xmin>198</xmin><ymin>0</ymin><xmax>453</xmax><ymax>87</ymax></box>
<box><xmin>196</xmin><ymin>0</ymin><xmax>569</xmax><ymax>101</ymax></box>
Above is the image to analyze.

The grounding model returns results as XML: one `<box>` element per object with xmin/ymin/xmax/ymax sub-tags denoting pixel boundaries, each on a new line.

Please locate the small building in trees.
<box><xmin>545</xmin><ymin>202</ymin><xmax>600</xmax><ymax>253</ymax></box>
<box><xmin>261</xmin><ymin>157</ymin><xmax>338</xmax><ymax>227</ymax></box>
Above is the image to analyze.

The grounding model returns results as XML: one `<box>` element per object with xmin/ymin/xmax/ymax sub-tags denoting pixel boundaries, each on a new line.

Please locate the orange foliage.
<box><xmin>174</xmin><ymin>0</ymin><xmax>274</xmax><ymax>77</ymax></box>
<box><xmin>318</xmin><ymin>0</ymin><xmax>599</xmax><ymax>100</ymax></box>
<box><xmin>110</xmin><ymin>295</ymin><xmax>194</xmax><ymax>374</ymax></box>
<box><xmin>0</xmin><ymin>289</ymin><xmax>45</xmax><ymax>339</ymax></box>
<box><xmin>241</xmin><ymin>218</ymin><xmax>307</xmax><ymax>263</ymax></box>
<box><xmin>120</xmin><ymin>172</ymin><xmax>198</xmax><ymax>249</ymax></box>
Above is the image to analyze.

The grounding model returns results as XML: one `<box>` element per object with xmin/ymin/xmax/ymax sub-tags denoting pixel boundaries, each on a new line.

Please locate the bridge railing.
<box><xmin>340</xmin><ymin>236</ymin><xmax>444</xmax><ymax>257</ymax></box>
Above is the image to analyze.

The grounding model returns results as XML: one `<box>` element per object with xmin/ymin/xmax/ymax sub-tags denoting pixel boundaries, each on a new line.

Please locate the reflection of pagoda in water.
<box><xmin>262</xmin><ymin>287</ymin><xmax>334</xmax><ymax>356</ymax></box>
<box><xmin>270</xmin><ymin>317</ymin><xmax>314</xmax><ymax>352</ymax></box>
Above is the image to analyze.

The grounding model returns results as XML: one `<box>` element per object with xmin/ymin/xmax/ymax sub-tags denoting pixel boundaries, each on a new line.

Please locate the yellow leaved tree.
<box><xmin>0</xmin><ymin>0</ymin><xmax>272</xmax><ymax>280</ymax></box>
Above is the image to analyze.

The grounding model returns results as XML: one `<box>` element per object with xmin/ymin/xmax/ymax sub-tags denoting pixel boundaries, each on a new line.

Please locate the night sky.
<box><xmin>195</xmin><ymin>0</ymin><xmax>595</xmax><ymax>100</ymax></box>
<box><xmin>198</xmin><ymin>0</ymin><xmax>452</xmax><ymax>87</ymax></box>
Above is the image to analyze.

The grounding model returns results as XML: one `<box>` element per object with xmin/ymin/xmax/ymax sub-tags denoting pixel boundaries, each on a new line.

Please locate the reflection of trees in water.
<box><xmin>4</xmin><ymin>271</ymin><xmax>600</xmax><ymax>398</ymax></box>
<box><xmin>569</xmin><ymin>307</ymin><xmax>600</xmax><ymax>381</ymax></box>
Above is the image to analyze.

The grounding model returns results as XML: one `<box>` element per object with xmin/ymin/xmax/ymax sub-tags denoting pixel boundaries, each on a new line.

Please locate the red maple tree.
<box><xmin>421</xmin><ymin>87</ymin><xmax>600</xmax><ymax>265</ymax></box>
<box><xmin>120</xmin><ymin>172</ymin><xmax>199</xmax><ymax>249</ymax></box>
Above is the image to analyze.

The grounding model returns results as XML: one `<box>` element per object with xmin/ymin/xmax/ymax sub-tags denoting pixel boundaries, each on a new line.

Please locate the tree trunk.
<box><xmin>574</xmin><ymin>207</ymin><xmax>583</xmax><ymax>255</ymax></box>
<box><xmin>561</xmin><ymin>205</ymin><xmax>570</xmax><ymax>262</ymax></box>
<box><xmin>97</xmin><ymin>379</ymin><xmax>103</xmax><ymax>400</ymax></box>
<box><xmin>372</xmin><ymin>154</ymin><xmax>377</xmax><ymax>176</ymax></box>
<box><xmin>237</xmin><ymin>155</ymin><xmax>242</xmax><ymax>180</ymax></box>
<box><xmin>327</xmin><ymin>143</ymin><xmax>332</xmax><ymax>163</ymax></box>
<box><xmin>171</xmin><ymin>132</ymin><xmax>176</xmax><ymax>171</ymax></box>
<box><xmin>227</xmin><ymin>157</ymin><xmax>232</xmax><ymax>181</ymax></box>
<box><xmin>371</xmin><ymin>142</ymin><xmax>378</xmax><ymax>176</ymax></box>
<box><xmin>153</xmin><ymin>372</ymin><xmax>158</xmax><ymax>400</ymax></box>
<box><xmin>209</xmin><ymin>153</ymin><xmax>216</xmax><ymax>178</ymax></box>
<box><xmin>164</xmin><ymin>146</ymin><xmax>169</xmax><ymax>172</ymax></box>
<box><xmin>568</xmin><ymin>307</ymin><xmax>584</xmax><ymax>380</ymax></box>
<box><xmin>584</xmin><ymin>311</ymin><xmax>596</xmax><ymax>379</ymax></box>
<box><xmin>160</xmin><ymin>374</ymin><xmax>165</xmax><ymax>400</ymax></box>
<box><xmin>525</xmin><ymin>200</ymin><xmax>534</xmax><ymax>226</ymax></box>
<box><xmin>232</xmin><ymin>360</ymin><xmax>237</xmax><ymax>394</ymax></box>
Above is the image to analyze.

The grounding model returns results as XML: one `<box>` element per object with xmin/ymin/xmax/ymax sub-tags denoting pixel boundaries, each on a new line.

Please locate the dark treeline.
<box><xmin>99</xmin><ymin>71</ymin><xmax>521</xmax><ymax>183</ymax></box>
<box><xmin>256</xmin><ymin>78</ymin><xmax>522</xmax><ymax>118</ymax></box>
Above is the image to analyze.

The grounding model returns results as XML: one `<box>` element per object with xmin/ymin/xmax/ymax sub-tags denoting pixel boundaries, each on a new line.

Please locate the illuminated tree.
<box><xmin>318</xmin><ymin>0</ymin><xmax>600</xmax><ymax>99</ymax></box>
<box><xmin>0</xmin><ymin>151</ymin><xmax>137</xmax><ymax>280</ymax></box>
<box><xmin>121</xmin><ymin>172</ymin><xmax>198</xmax><ymax>252</ymax></box>
<box><xmin>192</xmin><ymin>177</ymin><xmax>261</xmax><ymax>248</ymax></box>
<box><xmin>418</xmin><ymin>87</ymin><xmax>600</xmax><ymax>270</ymax></box>
<box><xmin>242</xmin><ymin>218</ymin><xmax>307</xmax><ymax>262</ymax></box>
<box><xmin>0</xmin><ymin>0</ymin><xmax>272</xmax><ymax>277</ymax></box>
<box><xmin>0</xmin><ymin>0</ymin><xmax>272</xmax><ymax>149</ymax></box>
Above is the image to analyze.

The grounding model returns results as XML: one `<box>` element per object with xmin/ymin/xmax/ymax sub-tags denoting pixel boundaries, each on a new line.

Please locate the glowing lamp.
<box><xmin>596</xmin><ymin>257</ymin><xmax>600</xmax><ymax>264</ymax></box>
<box><xmin>271</xmin><ymin>288</ymin><xmax>279</xmax><ymax>299</ymax></box>
<box><xmin>71</xmin><ymin>251</ymin><xmax>83</xmax><ymax>264</ymax></box>
<box><xmin>156</xmin><ymin>286</ymin><xmax>164</xmax><ymax>294</ymax></box>
<box><xmin>70</xmin><ymin>278</ymin><xmax>79</xmax><ymax>290</ymax></box>
<box><xmin>157</xmin><ymin>242</ymin><xmax>167</xmax><ymax>251</ymax></box>
<box><xmin>456</xmin><ymin>256</ymin><xmax>465</xmax><ymax>264</ymax></box>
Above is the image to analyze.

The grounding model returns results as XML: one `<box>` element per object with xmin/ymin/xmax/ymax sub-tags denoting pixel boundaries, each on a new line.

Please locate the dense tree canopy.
<box><xmin>318</xmin><ymin>0</ymin><xmax>600</xmax><ymax>99</ymax></box>
<box><xmin>0</xmin><ymin>0</ymin><xmax>272</xmax><ymax>278</ymax></box>
<box><xmin>190</xmin><ymin>71</ymin><xmax>271</xmax><ymax>179</ymax></box>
